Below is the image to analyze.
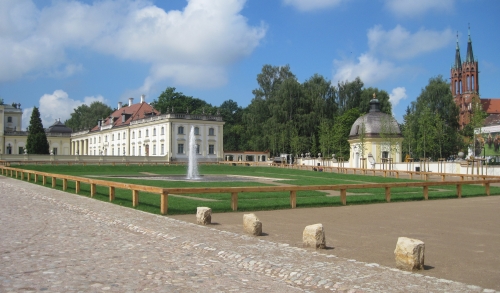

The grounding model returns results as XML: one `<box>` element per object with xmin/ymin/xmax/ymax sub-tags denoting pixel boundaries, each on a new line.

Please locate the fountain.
<box><xmin>187</xmin><ymin>126</ymin><xmax>200</xmax><ymax>179</ymax></box>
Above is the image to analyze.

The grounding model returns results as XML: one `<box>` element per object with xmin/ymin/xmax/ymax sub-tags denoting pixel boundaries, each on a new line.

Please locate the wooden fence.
<box><xmin>1</xmin><ymin>165</ymin><xmax>499</xmax><ymax>215</ymax></box>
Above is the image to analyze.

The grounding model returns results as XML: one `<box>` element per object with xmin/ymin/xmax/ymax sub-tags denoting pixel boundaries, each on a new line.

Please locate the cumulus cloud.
<box><xmin>384</xmin><ymin>0</ymin><xmax>455</xmax><ymax>16</ymax></box>
<box><xmin>368</xmin><ymin>25</ymin><xmax>454</xmax><ymax>59</ymax></box>
<box><xmin>22</xmin><ymin>90</ymin><xmax>106</xmax><ymax>130</ymax></box>
<box><xmin>332</xmin><ymin>24</ymin><xmax>453</xmax><ymax>88</ymax></box>
<box><xmin>332</xmin><ymin>54</ymin><xmax>403</xmax><ymax>84</ymax></box>
<box><xmin>282</xmin><ymin>0</ymin><xmax>346</xmax><ymax>11</ymax></box>
<box><xmin>389</xmin><ymin>87</ymin><xmax>407</xmax><ymax>106</ymax></box>
<box><xmin>0</xmin><ymin>0</ymin><xmax>266</xmax><ymax>91</ymax></box>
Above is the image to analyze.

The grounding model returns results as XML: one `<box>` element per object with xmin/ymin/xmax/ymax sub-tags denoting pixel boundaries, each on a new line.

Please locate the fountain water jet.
<box><xmin>187</xmin><ymin>126</ymin><xmax>200</xmax><ymax>179</ymax></box>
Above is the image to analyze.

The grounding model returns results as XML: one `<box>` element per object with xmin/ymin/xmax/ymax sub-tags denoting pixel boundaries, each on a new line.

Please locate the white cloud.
<box><xmin>368</xmin><ymin>25</ymin><xmax>454</xmax><ymax>59</ymax></box>
<box><xmin>332</xmin><ymin>53</ymin><xmax>403</xmax><ymax>85</ymax></box>
<box><xmin>22</xmin><ymin>90</ymin><xmax>107</xmax><ymax>130</ymax></box>
<box><xmin>282</xmin><ymin>0</ymin><xmax>346</xmax><ymax>11</ymax></box>
<box><xmin>389</xmin><ymin>87</ymin><xmax>407</xmax><ymax>106</ymax></box>
<box><xmin>384</xmin><ymin>0</ymin><xmax>455</xmax><ymax>16</ymax></box>
<box><xmin>0</xmin><ymin>0</ymin><xmax>266</xmax><ymax>91</ymax></box>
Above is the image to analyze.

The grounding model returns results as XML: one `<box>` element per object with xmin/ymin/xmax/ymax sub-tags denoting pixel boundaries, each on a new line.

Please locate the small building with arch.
<box><xmin>348</xmin><ymin>95</ymin><xmax>403</xmax><ymax>168</ymax></box>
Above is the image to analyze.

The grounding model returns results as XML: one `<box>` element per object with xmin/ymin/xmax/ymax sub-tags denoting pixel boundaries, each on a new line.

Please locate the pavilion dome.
<box><xmin>349</xmin><ymin>96</ymin><xmax>401</xmax><ymax>138</ymax></box>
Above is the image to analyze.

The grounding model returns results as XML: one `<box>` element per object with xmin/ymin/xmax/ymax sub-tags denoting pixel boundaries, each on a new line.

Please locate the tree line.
<box><xmin>57</xmin><ymin>64</ymin><xmax>484</xmax><ymax>159</ymax></box>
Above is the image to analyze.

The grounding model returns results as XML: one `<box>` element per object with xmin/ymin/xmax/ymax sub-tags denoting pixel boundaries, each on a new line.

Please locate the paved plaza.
<box><xmin>1</xmin><ymin>176</ymin><xmax>499</xmax><ymax>292</ymax></box>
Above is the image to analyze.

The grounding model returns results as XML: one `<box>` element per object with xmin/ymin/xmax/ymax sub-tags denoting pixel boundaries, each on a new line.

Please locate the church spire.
<box><xmin>454</xmin><ymin>31</ymin><xmax>462</xmax><ymax>69</ymax></box>
<box><xmin>466</xmin><ymin>24</ymin><xmax>474</xmax><ymax>63</ymax></box>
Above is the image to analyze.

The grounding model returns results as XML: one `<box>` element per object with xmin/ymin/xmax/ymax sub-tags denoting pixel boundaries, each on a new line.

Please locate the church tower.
<box><xmin>451</xmin><ymin>26</ymin><xmax>479</xmax><ymax>129</ymax></box>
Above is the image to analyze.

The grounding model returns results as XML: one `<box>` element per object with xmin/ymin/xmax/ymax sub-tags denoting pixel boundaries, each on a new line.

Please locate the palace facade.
<box><xmin>71</xmin><ymin>95</ymin><xmax>225</xmax><ymax>162</ymax></box>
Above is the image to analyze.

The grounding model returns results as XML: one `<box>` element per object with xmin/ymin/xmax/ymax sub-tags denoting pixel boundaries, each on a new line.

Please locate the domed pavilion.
<box><xmin>348</xmin><ymin>94</ymin><xmax>402</xmax><ymax>168</ymax></box>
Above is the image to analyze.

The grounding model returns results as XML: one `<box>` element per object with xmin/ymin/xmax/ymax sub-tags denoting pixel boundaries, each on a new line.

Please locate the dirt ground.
<box><xmin>170</xmin><ymin>196</ymin><xmax>500</xmax><ymax>290</ymax></box>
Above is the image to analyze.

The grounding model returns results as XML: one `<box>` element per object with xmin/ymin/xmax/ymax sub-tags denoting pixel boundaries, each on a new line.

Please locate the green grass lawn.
<box><xmin>8</xmin><ymin>164</ymin><xmax>499</xmax><ymax>215</ymax></box>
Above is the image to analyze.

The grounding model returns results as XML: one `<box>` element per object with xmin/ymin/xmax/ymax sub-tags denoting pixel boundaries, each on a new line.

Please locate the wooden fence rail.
<box><xmin>1</xmin><ymin>166</ymin><xmax>499</xmax><ymax>215</ymax></box>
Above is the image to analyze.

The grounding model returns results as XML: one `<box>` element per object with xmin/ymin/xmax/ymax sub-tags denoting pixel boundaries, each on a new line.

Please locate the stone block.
<box><xmin>196</xmin><ymin>207</ymin><xmax>212</xmax><ymax>225</ymax></box>
<box><xmin>394</xmin><ymin>237</ymin><xmax>425</xmax><ymax>271</ymax></box>
<box><xmin>303</xmin><ymin>223</ymin><xmax>326</xmax><ymax>249</ymax></box>
<box><xmin>243</xmin><ymin>213</ymin><xmax>262</xmax><ymax>236</ymax></box>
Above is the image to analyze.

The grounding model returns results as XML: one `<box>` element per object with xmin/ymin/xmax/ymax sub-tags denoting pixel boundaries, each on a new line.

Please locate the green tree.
<box><xmin>403</xmin><ymin>76</ymin><xmax>460</xmax><ymax>159</ymax></box>
<box><xmin>318</xmin><ymin>119</ymin><xmax>334</xmax><ymax>158</ymax></box>
<box><xmin>416</xmin><ymin>107</ymin><xmax>437</xmax><ymax>159</ymax></box>
<box><xmin>380</xmin><ymin>114</ymin><xmax>401</xmax><ymax>159</ymax></box>
<box><xmin>151</xmin><ymin>87</ymin><xmax>216</xmax><ymax>115</ymax></box>
<box><xmin>336</xmin><ymin>77</ymin><xmax>363</xmax><ymax>114</ymax></box>
<box><xmin>331</xmin><ymin>108</ymin><xmax>361</xmax><ymax>160</ymax></box>
<box><xmin>26</xmin><ymin>107</ymin><xmax>49</xmax><ymax>154</ymax></box>
<box><xmin>65</xmin><ymin>101</ymin><xmax>113</xmax><ymax>131</ymax></box>
<box><xmin>359</xmin><ymin>88</ymin><xmax>391</xmax><ymax>114</ymax></box>
<box><xmin>468</xmin><ymin>95</ymin><xmax>488</xmax><ymax>156</ymax></box>
<box><xmin>219</xmin><ymin>99</ymin><xmax>244</xmax><ymax>151</ymax></box>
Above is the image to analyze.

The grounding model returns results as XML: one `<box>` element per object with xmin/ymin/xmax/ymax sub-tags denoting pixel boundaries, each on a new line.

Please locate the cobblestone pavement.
<box><xmin>0</xmin><ymin>176</ymin><xmax>497</xmax><ymax>293</ymax></box>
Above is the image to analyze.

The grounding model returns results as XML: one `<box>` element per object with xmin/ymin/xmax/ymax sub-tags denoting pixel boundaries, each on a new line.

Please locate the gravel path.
<box><xmin>0</xmin><ymin>176</ymin><xmax>495</xmax><ymax>292</ymax></box>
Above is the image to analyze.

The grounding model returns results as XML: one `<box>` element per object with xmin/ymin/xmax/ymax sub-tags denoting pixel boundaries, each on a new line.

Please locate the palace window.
<box><xmin>146</xmin><ymin>129</ymin><xmax>149</xmax><ymax>137</ymax></box>
<box><xmin>178</xmin><ymin>126</ymin><xmax>184</xmax><ymax>134</ymax></box>
<box><xmin>196</xmin><ymin>144</ymin><xmax>200</xmax><ymax>154</ymax></box>
<box><xmin>153</xmin><ymin>144</ymin><xmax>156</xmax><ymax>155</ymax></box>
<box><xmin>7</xmin><ymin>117</ymin><xmax>12</xmax><ymax>123</ymax></box>
<box><xmin>161</xmin><ymin>127</ymin><xmax>164</xmax><ymax>135</ymax></box>
<box><xmin>209</xmin><ymin>128</ymin><xmax>214</xmax><ymax>136</ymax></box>
<box><xmin>139</xmin><ymin>131</ymin><xmax>142</xmax><ymax>138</ymax></box>
<box><xmin>194</xmin><ymin>127</ymin><xmax>199</xmax><ymax>135</ymax></box>
<box><xmin>161</xmin><ymin>144</ymin><xmax>164</xmax><ymax>155</ymax></box>
<box><xmin>178</xmin><ymin>143</ymin><xmax>184</xmax><ymax>154</ymax></box>
<box><xmin>153</xmin><ymin>128</ymin><xmax>156</xmax><ymax>136</ymax></box>
<box><xmin>209</xmin><ymin>144</ymin><xmax>214</xmax><ymax>155</ymax></box>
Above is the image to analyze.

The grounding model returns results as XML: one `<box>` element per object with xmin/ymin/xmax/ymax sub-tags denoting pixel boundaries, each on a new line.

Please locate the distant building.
<box><xmin>71</xmin><ymin>95</ymin><xmax>225</xmax><ymax>162</ymax></box>
<box><xmin>348</xmin><ymin>95</ymin><xmax>403</xmax><ymax>168</ymax></box>
<box><xmin>0</xmin><ymin>102</ymin><xmax>72</xmax><ymax>155</ymax></box>
<box><xmin>451</xmin><ymin>27</ymin><xmax>479</xmax><ymax>129</ymax></box>
<box><xmin>451</xmin><ymin>26</ymin><xmax>500</xmax><ymax>128</ymax></box>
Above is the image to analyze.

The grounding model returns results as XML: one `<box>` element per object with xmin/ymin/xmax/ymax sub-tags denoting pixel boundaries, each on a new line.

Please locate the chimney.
<box><xmin>128</xmin><ymin>97</ymin><xmax>134</xmax><ymax>106</ymax></box>
<box><xmin>118</xmin><ymin>102</ymin><xmax>122</xmax><ymax>109</ymax></box>
<box><xmin>122</xmin><ymin>112</ymin><xmax>126</xmax><ymax>123</ymax></box>
<box><xmin>140</xmin><ymin>94</ymin><xmax>145</xmax><ymax>104</ymax></box>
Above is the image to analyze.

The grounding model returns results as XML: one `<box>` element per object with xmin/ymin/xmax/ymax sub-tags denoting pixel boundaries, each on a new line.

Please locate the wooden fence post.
<box><xmin>423</xmin><ymin>186</ymin><xmax>429</xmax><ymax>200</ymax></box>
<box><xmin>42</xmin><ymin>176</ymin><xmax>46</xmax><ymax>186</ymax></box>
<box><xmin>441</xmin><ymin>175</ymin><xmax>445</xmax><ymax>182</ymax></box>
<box><xmin>290</xmin><ymin>190</ymin><xmax>296</xmax><ymax>208</ymax></box>
<box><xmin>90</xmin><ymin>184</ymin><xmax>96</xmax><ymax>197</ymax></box>
<box><xmin>109</xmin><ymin>186</ymin><xmax>115</xmax><ymax>201</ymax></box>
<box><xmin>34</xmin><ymin>174</ymin><xmax>38</xmax><ymax>182</ymax></box>
<box><xmin>340</xmin><ymin>189</ymin><xmax>347</xmax><ymax>205</ymax></box>
<box><xmin>231</xmin><ymin>192</ymin><xmax>238</xmax><ymax>211</ymax></box>
<box><xmin>457</xmin><ymin>184</ymin><xmax>462</xmax><ymax>198</ymax></box>
<box><xmin>132</xmin><ymin>190</ymin><xmax>139</xmax><ymax>207</ymax></box>
<box><xmin>52</xmin><ymin>177</ymin><xmax>56</xmax><ymax>188</ymax></box>
<box><xmin>161</xmin><ymin>191</ymin><xmax>168</xmax><ymax>215</ymax></box>
<box><xmin>26</xmin><ymin>172</ymin><xmax>30</xmax><ymax>181</ymax></box>
<box><xmin>75</xmin><ymin>181</ymin><xmax>80</xmax><ymax>194</ymax></box>
<box><xmin>485</xmin><ymin>183</ymin><xmax>490</xmax><ymax>196</ymax></box>
<box><xmin>385</xmin><ymin>187</ymin><xmax>391</xmax><ymax>202</ymax></box>
<box><xmin>62</xmin><ymin>179</ymin><xmax>68</xmax><ymax>191</ymax></box>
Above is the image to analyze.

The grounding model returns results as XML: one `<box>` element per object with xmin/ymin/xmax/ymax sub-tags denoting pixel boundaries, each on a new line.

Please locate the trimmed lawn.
<box><xmin>9</xmin><ymin>164</ymin><xmax>499</xmax><ymax>215</ymax></box>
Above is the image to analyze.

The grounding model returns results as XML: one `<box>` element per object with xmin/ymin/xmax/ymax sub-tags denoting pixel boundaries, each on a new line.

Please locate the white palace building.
<box><xmin>71</xmin><ymin>95</ymin><xmax>225</xmax><ymax>162</ymax></box>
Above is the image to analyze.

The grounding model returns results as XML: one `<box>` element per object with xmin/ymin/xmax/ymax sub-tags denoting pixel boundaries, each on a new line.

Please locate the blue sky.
<box><xmin>1</xmin><ymin>0</ymin><xmax>499</xmax><ymax>129</ymax></box>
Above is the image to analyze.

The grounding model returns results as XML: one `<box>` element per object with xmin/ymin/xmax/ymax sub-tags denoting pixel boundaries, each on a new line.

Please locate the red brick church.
<box><xmin>451</xmin><ymin>26</ymin><xmax>500</xmax><ymax>128</ymax></box>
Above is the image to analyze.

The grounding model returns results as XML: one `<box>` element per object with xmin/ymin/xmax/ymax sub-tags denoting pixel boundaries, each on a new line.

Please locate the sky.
<box><xmin>1</xmin><ymin>0</ymin><xmax>499</xmax><ymax>130</ymax></box>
